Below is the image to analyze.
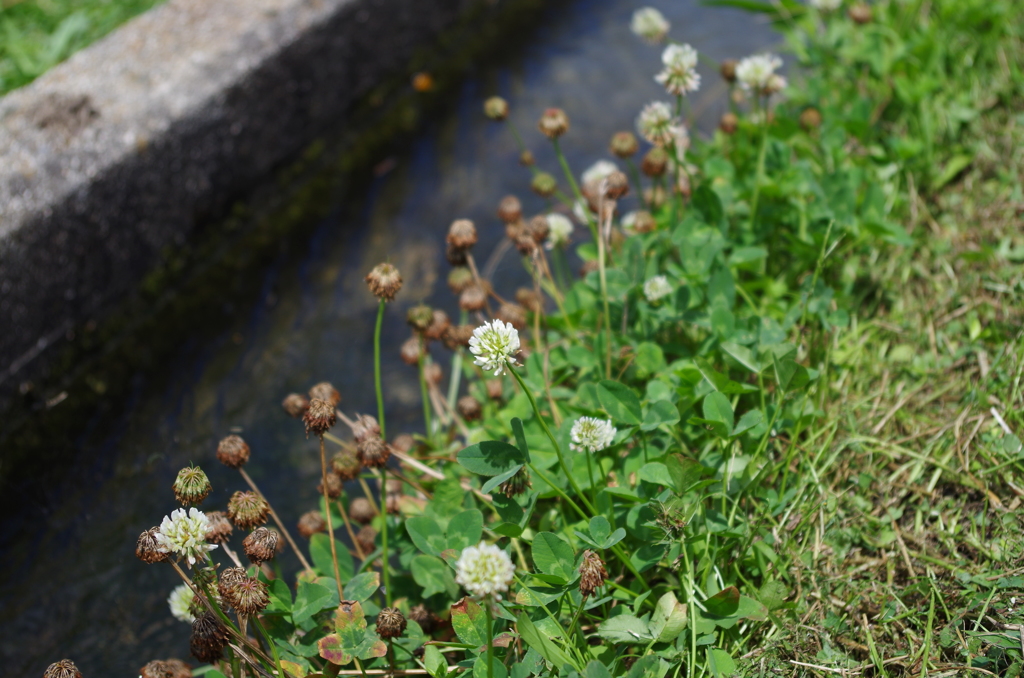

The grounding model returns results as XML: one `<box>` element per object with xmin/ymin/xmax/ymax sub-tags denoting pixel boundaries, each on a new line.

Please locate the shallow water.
<box><xmin>0</xmin><ymin>1</ymin><xmax>774</xmax><ymax>674</ymax></box>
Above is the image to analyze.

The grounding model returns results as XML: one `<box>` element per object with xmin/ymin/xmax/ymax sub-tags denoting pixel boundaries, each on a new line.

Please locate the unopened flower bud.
<box><xmin>376</xmin><ymin>607</ymin><xmax>407</xmax><ymax>639</ymax></box>
<box><xmin>400</xmin><ymin>336</ymin><xmax>423</xmax><ymax>365</ymax></box>
<box><xmin>640</xmin><ymin>147</ymin><xmax>669</xmax><ymax>177</ymax></box>
<box><xmin>610</xmin><ymin>131</ymin><xmax>639</xmax><ymax>158</ymax></box>
<box><xmin>204</xmin><ymin>511</ymin><xmax>233</xmax><ymax>544</ymax></box>
<box><xmin>448</xmin><ymin>267</ymin><xmax>474</xmax><ymax>293</ymax></box>
<box><xmin>356</xmin><ymin>525</ymin><xmax>377</xmax><ymax>554</ymax></box>
<box><xmin>497</xmin><ymin>195</ymin><xmax>522</xmax><ymax>224</ymax></box>
<box><xmin>350</xmin><ymin>497</ymin><xmax>376</xmax><ymax>525</ymax></box>
<box><xmin>173</xmin><ymin>466</ymin><xmax>211</xmax><ymax>506</ymax></box>
<box><xmin>136</xmin><ymin>527</ymin><xmax>168</xmax><ymax>564</ymax></box>
<box><xmin>281</xmin><ymin>393</ymin><xmax>309</xmax><ymax>418</ymax></box>
<box><xmin>496</xmin><ymin>303</ymin><xmax>527</xmax><ymax>331</ymax></box>
<box><xmin>309</xmin><ymin>381</ymin><xmax>341</xmax><ymax>406</ymax></box>
<box><xmin>425</xmin><ymin>310</ymin><xmax>451</xmax><ymax>341</ymax></box>
<box><xmin>457</xmin><ymin>395</ymin><xmax>482</xmax><ymax>421</ymax></box>
<box><xmin>799</xmin><ymin>107</ymin><xmax>822</xmax><ymax>130</ymax></box>
<box><xmin>720</xmin><ymin>59</ymin><xmax>738</xmax><ymax>83</ymax></box>
<box><xmin>243</xmin><ymin>527</ymin><xmax>279</xmax><ymax>565</ymax></box>
<box><xmin>332</xmin><ymin>448</ymin><xmax>363</xmax><ymax>481</ymax></box>
<box><xmin>604</xmin><ymin>171</ymin><xmax>630</xmax><ymax>199</ymax></box>
<box><xmin>447</xmin><ymin>219</ymin><xmax>478</xmax><ymax>250</ymax></box>
<box><xmin>848</xmin><ymin>2</ymin><xmax>872</xmax><ymax>23</ymax></box>
<box><xmin>216</xmin><ymin>435</ymin><xmax>250</xmax><ymax>469</ymax></box>
<box><xmin>365</xmin><ymin>263</ymin><xmax>403</xmax><ymax>302</ymax></box>
<box><xmin>579</xmin><ymin>550</ymin><xmax>607</xmax><ymax>597</ymax></box>
<box><xmin>43</xmin><ymin>660</ymin><xmax>82</xmax><ymax>678</ymax></box>
<box><xmin>297</xmin><ymin>510</ymin><xmax>327</xmax><ymax>538</ymax></box>
<box><xmin>719</xmin><ymin>112</ymin><xmax>738</xmax><ymax>135</ymax></box>
<box><xmin>358</xmin><ymin>437</ymin><xmax>392</xmax><ymax>469</ymax></box>
<box><xmin>538</xmin><ymin>108</ymin><xmax>569</xmax><ymax>139</ymax></box>
<box><xmin>483</xmin><ymin>96</ymin><xmax>509</xmax><ymax>121</ymax></box>
<box><xmin>226</xmin><ymin>490</ymin><xmax>270</xmax><ymax>530</ymax></box>
<box><xmin>407</xmin><ymin>304</ymin><xmax>434</xmax><ymax>332</ymax></box>
<box><xmin>303</xmin><ymin>398</ymin><xmax>336</xmax><ymax>436</ymax></box>
<box><xmin>530</xmin><ymin>172</ymin><xmax>557</xmax><ymax>197</ymax></box>
<box><xmin>190</xmin><ymin>612</ymin><xmax>230</xmax><ymax>663</ymax></box>
<box><xmin>519</xmin><ymin>150</ymin><xmax>535</xmax><ymax>166</ymax></box>
<box><xmin>318</xmin><ymin>471</ymin><xmax>343</xmax><ymax>499</ymax></box>
<box><xmin>499</xmin><ymin>466</ymin><xmax>532</xmax><ymax>497</ymax></box>
<box><xmin>459</xmin><ymin>285</ymin><xmax>487</xmax><ymax>312</ymax></box>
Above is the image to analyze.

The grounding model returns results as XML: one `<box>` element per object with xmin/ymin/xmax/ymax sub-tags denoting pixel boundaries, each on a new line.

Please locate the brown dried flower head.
<box><xmin>580</xmin><ymin>260</ymin><xmax>600</xmax><ymax>277</ymax></box>
<box><xmin>281</xmin><ymin>393</ymin><xmax>310</xmax><ymax>418</ymax></box>
<box><xmin>603</xmin><ymin>171</ymin><xmax>630</xmax><ymax>200</ymax></box>
<box><xmin>457</xmin><ymin>395</ymin><xmax>482</xmax><ymax>421</ymax></box>
<box><xmin>425</xmin><ymin>310</ymin><xmax>451</xmax><ymax>342</ymax></box>
<box><xmin>139</xmin><ymin>659</ymin><xmax>192</xmax><ymax>678</ymax></box>
<box><xmin>442</xmin><ymin>324</ymin><xmax>474</xmax><ymax>350</ymax></box>
<box><xmin>424</xmin><ymin>362</ymin><xmax>443</xmax><ymax>386</ymax></box>
<box><xmin>190</xmin><ymin>611</ymin><xmax>230</xmax><ymax>663</ymax></box>
<box><xmin>483</xmin><ymin>96</ymin><xmax>509</xmax><ymax>121</ymax></box>
<box><xmin>447</xmin><ymin>219</ymin><xmax>478</xmax><ymax>250</ymax></box>
<box><xmin>226</xmin><ymin>490</ymin><xmax>270</xmax><ymax>530</ymax></box>
<box><xmin>204</xmin><ymin>511</ymin><xmax>234</xmax><ymax>544</ymax></box>
<box><xmin>376</xmin><ymin>607</ymin><xmax>408</xmax><ymax>639</ymax></box>
<box><xmin>720</xmin><ymin>59</ymin><xmax>738</xmax><ymax>83</ymax></box>
<box><xmin>447</xmin><ymin>267</ymin><xmax>474</xmax><ymax>294</ymax></box>
<box><xmin>497</xmin><ymin>195</ymin><xmax>522</xmax><ymax>224</ymax></box>
<box><xmin>400</xmin><ymin>336</ymin><xmax>423</xmax><ymax>366</ymax></box>
<box><xmin>526</xmin><ymin>215</ymin><xmax>549</xmax><ymax>244</ymax></box>
<box><xmin>297</xmin><ymin>510</ymin><xmax>327</xmax><ymax>538</ymax></box>
<box><xmin>579</xmin><ymin>550</ymin><xmax>608</xmax><ymax>597</ymax></box>
<box><xmin>173</xmin><ymin>465</ymin><xmax>211</xmax><ymax>506</ymax></box>
<box><xmin>136</xmin><ymin>527</ymin><xmax>167</xmax><ymax>564</ymax></box>
<box><xmin>365</xmin><ymin>263</ymin><xmax>403</xmax><ymax>301</ymax></box>
<box><xmin>719</xmin><ymin>112</ymin><xmax>739</xmax><ymax>135</ymax></box>
<box><xmin>515</xmin><ymin>287</ymin><xmax>542</xmax><ymax>313</ymax></box>
<box><xmin>446</xmin><ymin>241</ymin><xmax>469</xmax><ymax>266</ymax></box>
<box><xmin>318</xmin><ymin>471</ymin><xmax>343</xmax><ymax>499</ymax></box>
<box><xmin>640</xmin><ymin>147</ymin><xmax>669</xmax><ymax>177</ymax></box>
<box><xmin>848</xmin><ymin>2</ymin><xmax>872</xmax><ymax>23</ymax></box>
<box><xmin>216</xmin><ymin>434</ymin><xmax>250</xmax><ymax>469</ymax></box>
<box><xmin>530</xmin><ymin>172</ymin><xmax>557</xmax><ymax>197</ymax></box>
<box><xmin>228</xmin><ymin>574</ymin><xmax>270</xmax><ymax>615</ymax></box>
<box><xmin>630</xmin><ymin>211</ymin><xmax>657</xmax><ymax>235</ymax></box>
<box><xmin>496</xmin><ymin>302</ymin><xmax>527</xmax><ymax>331</ymax></box>
<box><xmin>356</xmin><ymin>525</ymin><xmax>377</xmax><ymax>554</ymax></box>
<box><xmin>44</xmin><ymin>660</ymin><xmax>82</xmax><ymax>678</ymax></box>
<box><xmin>499</xmin><ymin>466</ymin><xmax>533</xmax><ymax>497</ymax></box>
<box><xmin>349</xmin><ymin>497</ymin><xmax>376</xmax><ymax>525</ymax></box>
<box><xmin>309</xmin><ymin>381</ymin><xmax>341</xmax><ymax>406</ymax></box>
<box><xmin>538</xmin><ymin>107</ymin><xmax>569</xmax><ymax>139</ymax></box>
<box><xmin>610</xmin><ymin>131</ymin><xmax>639</xmax><ymax>158</ymax></box>
<box><xmin>407</xmin><ymin>304</ymin><xmax>434</xmax><ymax>332</ymax></box>
<box><xmin>459</xmin><ymin>285</ymin><xmax>487</xmax><ymax>312</ymax></box>
<box><xmin>303</xmin><ymin>398</ymin><xmax>336</xmax><ymax>436</ymax></box>
<box><xmin>350</xmin><ymin>414</ymin><xmax>382</xmax><ymax>443</ymax></box>
<box><xmin>332</xmin><ymin>448</ymin><xmax>363</xmax><ymax>481</ymax></box>
<box><xmin>409</xmin><ymin>604</ymin><xmax>438</xmax><ymax>633</ymax></box>
<box><xmin>392</xmin><ymin>434</ymin><xmax>415</xmax><ymax>453</ymax></box>
<box><xmin>800</xmin><ymin>107</ymin><xmax>823</xmax><ymax>131</ymax></box>
<box><xmin>513</xmin><ymin>233</ymin><xmax>538</xmax><ymax>256</ymax></box>
<box><xmin>217</xmin><ymin>566</ymin><xmax>248</xmax><ymax>602</ymax></box>
<box><xmin>519</xmin><ymin>149</ymin><xmax>535</xmax><ymax>166</ymax></box>
<box><xmin>243</xmin><ymin>526</ymin><xmax>280</xmax><ymax>565</ymax></box>
<box><xmin>357</xmin><ymin>436</ymin><xmax>392</xmax><ymax>469</ymax></box>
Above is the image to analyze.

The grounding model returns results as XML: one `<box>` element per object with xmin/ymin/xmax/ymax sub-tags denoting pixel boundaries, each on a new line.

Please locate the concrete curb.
<box><xmin>0</xmin><ymin>0</ymin><xmax>474</xmax><ymax>396</ymax></box>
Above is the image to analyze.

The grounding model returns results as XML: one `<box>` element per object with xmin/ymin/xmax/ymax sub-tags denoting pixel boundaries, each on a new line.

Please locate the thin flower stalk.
<box><xmin>237</xmin><ymin>467</ymin><xmax>313</xmax><ymax>573</ymax></box>
<box><xmin>319</xmin><ymin>435</ymin><xmax>344</xmax><ymax>599</ymax></box>
<box><xmin>374</xmin><ymin>299</ymin><xmax>387</xmax><ymax>438</ymax></box>
<box><xmin>380</xmin><ymin>466</ymin><xmax>392</xmax><ymax>608</ymax></box>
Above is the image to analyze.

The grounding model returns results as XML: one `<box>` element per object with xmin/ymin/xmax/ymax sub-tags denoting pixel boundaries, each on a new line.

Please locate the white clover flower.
<box><xmin>570</xmin><ymin>417</ymin><xmax>617</xmax><ymax>453</ymax></box>
<box><xmin>155</xmin><ymin>507</ymin><xmax>217</xmax><ymax>567</ymax></box>
<box><xmin>469</xmin><ymin>320</ymin><xmax>520</xmax><ymax>376</ymax></box>
<box><xmin>630</xmin><ymin>7</ymin><xmax>670</xmax><ymax>44</ymax></box>
<box><xmin>735</xmin><ymin>53</ymin><xmax>783</xmax><ymax>94</ymax></box>
<box><xmin>809</xmin><ymin>0</ymin><xmax>842</xmax><ymax>9</ymax></box>
<box><xmin>655</xmin><ymin>43</ymin><xmax>701</xmax><ymax>96</ymax></box>
<box><xmin>455</xmin><ymin>541</ymin><xmax>516</xmax><ymax>599</ymax></box>
<box><xmin>545</xmin><ymin>213</ymin><xmax>574</xmax><ymax>249</ymax></box>
<box><xmin>643</xmin><ymin>275</ymin><xmax>673</xmax><ymax>302</ymax></box>
<box><xmin>581</xmin><ymin>159</ymin><xmax>619</xmax><ymax>187</ymax></box>
<box><xmin>572</xmin><ymin>198</ymin><xmax>593</xmax><ymax>225</ymax></box>
<box><xmin>168</xmin><ymin>583</ymin><xmax>195</xmax><ymax>623</ymax></box>
<box><xmin>636</xmin><ymin>101</ymin><xmax>680</xmax><ymax>146</ymax></box>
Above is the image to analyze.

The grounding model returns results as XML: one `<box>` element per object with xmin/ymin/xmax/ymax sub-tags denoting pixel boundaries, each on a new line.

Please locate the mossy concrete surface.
<box><xmin>0</xmin><ymin>0</ymin><xmax>475</xmax><ymax>408</ymax></box>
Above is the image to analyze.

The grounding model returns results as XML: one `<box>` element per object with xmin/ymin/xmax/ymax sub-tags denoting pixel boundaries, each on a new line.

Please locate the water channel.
<box><xmin>0</xmin><ymin>1</ymin><xmax>774</xmax><ymax>674</ymax></box>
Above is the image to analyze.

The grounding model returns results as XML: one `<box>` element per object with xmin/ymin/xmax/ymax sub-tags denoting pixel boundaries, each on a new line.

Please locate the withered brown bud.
<box><xmin>309</xmin><ymin>381</ymin><xmax>341</xmax><ymax>406</ymax></box>
<box><xmin>173</xmin><ymin>466</ymin><xmax>211</xmax><ymax>506</ymax></box>
<box><xmin>630</xmin><ymin>211</ymin><xmax>657</xmax><ymax>234</ymax></box>
<box><xmin>800</xmin><ymin>107</ymin><xmax>823</xmax><ymax>131</ymax></box>
<box><xmin>216</xmin><ymin>434</ymin><xmax>250</xmax><ymax>469</ymax></box>
<box><xmin>515</xmin><ymin>287</ymin><xmax>542</xmax><ymax>313</ymax></box>
<box><xmin>139</xmin><ymin>659</ymin><xmax>191</xmax><ymax>678</ymax></box>
<box><xmin>526</xmin><ymin>215</ymin><xmax>550</xmax><ymax>244</ymax></box>
<box><xmin>424</xmin><ymin>362</ymin><xmax>443</xmax><ymax>385</ymax></box>
<box><xmin>579</xmin><ymin>550</ymin><xmax>608</xmax><ymax>597</ymax></box>
<box><xmin>519</xmin><ymin>150</ymin><xmax>535</xmax><ymax>167</ymax></box>
<box><xmin>228</xmin><ymin>575</ymin><xmax>270</xmax><ymax>615</ymax></box>
<box><xmin>483</xmin><ymin>96</ymin><xmax>509</xmax><ymax>121</ymax></box>
<box><xmin>243</xmin><ymin>527</ymin><xmax>279</xmax><ymax>565</ymax></box>
<box><xmin>604</xmin><ymin>171</ymin><xmax>630</xmax><ymax>199</ymax></box>
<box><xmin>610</xmin><ymin>131</ymin><xmax>639</xmax><ymax>158</ymax></box>
<box><xmin>350</xmin><ymin>414</ymin><xmax>381</xmax><ymax>443</ymax></box>
<box><xmin>136</xmin><ymin>527</ymin><xmax>167</xmax><ymax>564</ymax></box>
<box><xmin>720</xmin><ymin>59</ymin><xmax>737</xmax><ymax>83</ymax></box>
<box><xmin>448</xmin><ymin>267</ymin><xmax>475</xmax><ymax>294</ymax></box>
<box><xmin>303</xmin><ymin>398</ymin><xmax>336</xmax><ymax>436</ymax></box>
<box><xmin>499</xmin><ymin>466</ymin><xmax>532</xmax><ymax>497</ymax></box>
<box><xmin>459</xmin><ymin>285</ymin><xmax>487</xmax><ymax>312</ymax></box>
<box><xmin>425</xmin><ymin>310</ymin><xmax>451</xmax><ymax>341</ymax></box>
<box><xmin>281</xmin><ymin>393</ymin><xmax>310</xmax><ymax>418</ymax></box>
<box><xmin>350</xmin><ymin>497</ymin><xmax>376</xmax><ymax>525</ymax></box>
<box><xmin>447</xmin><ymin>219</ymin><xmax>478</xmax><ymax>250</ymax></box>
<box><xmin>496</xmin><ymin>303</ymin><xmax>527</xmax><ymax>331</ymax></box>
<box><xmin>217</xmin><ymin>566</ymin><xmax>248</xmax><ymax>602</ymax></box>
<box><xmin>332</xmin><ymin>448</ymin><xmax>363</xmax><ymax>481</ymax></box>
<box><xmin>446</xmin><ymin>241</ymin><xmax>469</xmax><ymax>266</ymax></box>
<box><xmin>297</xmin><ymin>510</ymin><xmax>327</xmax><ymax>538</ymax></box>
<box><xmin>43</xmin><ymin>660</ymin><xmax>82</xmax><ymax>678</ymax></box>
<box><xmin>376</xmin><ymin>607</ymin><xmax>408</xmax><ymax>639</ymax></box>
<box><xmin>365</xmin><ymin>263</ymin><xmax>403</xmax><ymax>302</ymax></box>
<box><xmin>530</xmin><ymin>172</ymin><xmax>557</xmax><ymax>197</ymax></box>
<box><xmin>538</xmin><ymin>108</ymin><xmax>569</xmax><ymax>139</ymax></box>
<box><xmin>640</xmin><ymin>147</ymin><xmax>669</xmax><ymax>177</ymax></box>
<box><xmin>400</xmin><ymin>336</ymin><xmax>423</xmax><ymax>366</ymax></box>
<box><xmin>356</xmin><ymin>525</ymin><xmax>377</xmax><ymax>554</ymax></box>
<box><xmin>318</xmin><ymin>472</ymin><xmax>343</xmax><ymax>499</ymax></box>
<box><xmin>392</xmin><ymin>434</ymin><xmax>415</xmax><ymax>453</ymax></box>
<box><xmin>497</xmin><ymin>195</ymin><xmax>523</xmax><ymax>224</ymax></box>
<box><xmin>442</xmin><ymin>324</ymin><xmax>475</xmax><ymax>350</ymax></box>
<box><xmin>719</xmin><ymin>112</ymin><xmax>739</xmax><ymax>135</ymax></box>
<box><xmin>204</xmin><ymin>511</ymin><xmax>234</xmax><ymax>544</ymax></box>
<box><xmin>457</xmin><ymin>395</ymin><xmax>482</xmax><ymax>421</ymax></box>
<box><xmin>409</xmin><ymin>604</ymin><xmax>438</xmax><ymax>633</ymax></box>
<box><xmin>226</xmin><ymin>490</ymin><xmax>270</xmax><ymax>530</ymax></box>
<box><xmin>190</xmin><ymin>612</ymin><xmax>230</xmax><ymax>663</ymax></box>
<box><xmin>513</xmin><ymin>233</ymin><xmax>538</xmax><ymax>256</ymax></box>
<box><xmin>407</xmin><ymin>304</ymin><xmax>434</xmax><ymax>331</ymax></box>
<box><xmin>486</xmin><ymin>379</ymin><xmax>504</xmax><ymax>401</ymax></box>
<box><xmin>848</xmin><ymin>2</ymin><xmax>872</xmax><ymax>23</ymax></box>
<box><xmin>357</xmin><ymin>437</ymin><xmax>392</xmax><ymax>469</ymax></box>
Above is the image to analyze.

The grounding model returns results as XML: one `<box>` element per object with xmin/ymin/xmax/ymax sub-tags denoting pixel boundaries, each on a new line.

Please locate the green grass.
<box><xmin>0</xmin><ymin>0</ymin><xmax>164</xmax><ymax>95</ymax></box>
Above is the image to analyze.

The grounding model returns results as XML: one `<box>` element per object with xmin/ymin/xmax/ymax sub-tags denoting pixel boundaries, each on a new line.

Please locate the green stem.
<box><xmin>485</xmin><ymin>603</ymin><xmax>496</xmax><ymax>678</ymax></box>
<box><xmin>418</xmin><ymin>352</ymin><xmax>432</xmax><ymax>444</ymax></box>
<box><xmin>584</xmin><ymin>451</ymin><xmax>599</xmax><ymax>513</ymax></box>
<box><xmin>596</xmin><ymin>225</ymin><xmax>613</xmax><ymax>379</ymax></box>
<box><xmin>320</xmin><ymin>436</ymin><xmax>344</xmax><ymax>598</ymax></box>
<box><xmin>552</xmin><ymin>138</ymin><xmax>598</xmax><ymax>242</ymax></box>
<box><xmin>252</xmin><ymin>615</ymin><xmax>285</xmax><ymax>678</ymax></box>
<box><xmin>374</xmin><ymin>299</ymin><xmax>386</xmax><ymax>438</ymax></box>
<box><xmin>380</xmin><ymin>467</ymin><xmax>392</xmax><ymax>608</ymax></box>
<box><xmin>748</xmin><ymin>109</ymin><xmax>770</xmax><ymax>235</ymax></box>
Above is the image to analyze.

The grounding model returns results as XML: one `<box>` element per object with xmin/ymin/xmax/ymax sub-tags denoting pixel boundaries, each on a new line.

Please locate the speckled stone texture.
<box><xmin>0</xmin><ymin>0</ymin><xmax>470</xmax><ymax>395</ymax></box>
